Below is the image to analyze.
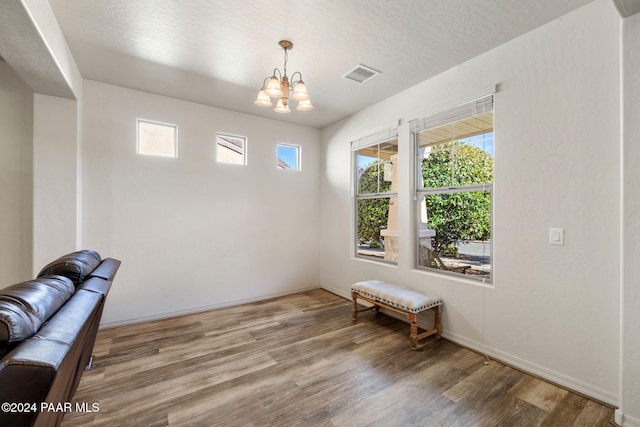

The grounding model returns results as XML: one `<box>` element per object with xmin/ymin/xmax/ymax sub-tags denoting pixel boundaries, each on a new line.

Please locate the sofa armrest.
<box><xmin>35</xmin><ymin>290</ymin><xmax>102</xmax><ymax>345</ymax></box>
<box><xmin>0</xmin><ymin>339</ymin><xmax>67</xmax><ymax>427</ymax></box>
<box><xmin>87</xmin><ymin>258</ymin><xmax>121</xmax><ymax>282</ymax></box>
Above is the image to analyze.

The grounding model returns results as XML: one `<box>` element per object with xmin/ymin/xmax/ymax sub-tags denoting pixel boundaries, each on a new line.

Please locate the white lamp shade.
<box><xmin>265</xmin><ymin>77</ymin><xmax>283</xmax><ymax>98</ymax></box>
<box><xmin>292</xmin><ymin>81</ymin><xmax>309</xmax><ymax>101</ymax></box>
<box><xmin>274</xmin><ymin>99</ymin><xmax>291</xmax><ymax>113</ymax></box>
<box><xmin>296</xmin><ymin>98</ymin><xmax>314</xmax><ymax>111</ymax></box>
<box><xmin>254</xmin><ymin>90</ymin><xmax>272</xmax><ymax>107</ymax></box>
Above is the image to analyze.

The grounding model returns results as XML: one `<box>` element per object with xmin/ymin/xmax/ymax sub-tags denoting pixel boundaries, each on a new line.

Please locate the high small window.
<box><xmin>137</xmin><ymin>119</ymin><xmax>177</xmax><ymax>158</ymax></box>
<box><xmin>216</xmin><ymin>133</ymin><xmax>246</xmax><ymax>165</ymax></box>
<box><xmin>352</xmin><ymin>128</ymin><xmax>399</xmax><ymax>264</ymax></box>
<box><xmin>277</xmin><ymin>144</ymin><xmax>301</xmax><ymax>171</ymax></box>
<box><xmin>412</xmin><ymin>95</ymin><xmax>494</xmax><ymax>282</ymax></box>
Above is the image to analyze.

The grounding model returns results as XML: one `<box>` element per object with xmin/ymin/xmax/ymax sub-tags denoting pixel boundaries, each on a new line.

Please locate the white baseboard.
<box><xmin>99</xmin><ymin>284</ymin><xmax>321</xmax><ymax>329</ymax></box>
<box><xmin>320</xmin><ymin>283</ymin><xmax>351</xmax><ymax>300</ymax></box>
<box><xmin>318</xmin><ymin>284</ymin><xmax>619</xmax><ymax>407</ymax></box>
<box><xmin>442</xmin><ymin>330</ymin><xmax>619</xmax><ymax>406</ymax></box>
<box><xmin>101</xmin><ymin>283</ymin><xmax>620</xmax><ymax>409</ymax></box>
<box><xmin>617</xmin><ymin>409</ymin><xmax>640</xmax><ymax>427</ymax></box>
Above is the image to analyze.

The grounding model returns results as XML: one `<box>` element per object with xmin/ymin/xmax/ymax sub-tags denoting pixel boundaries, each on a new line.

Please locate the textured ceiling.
<box><xmin>613</xmin><ymin>0</ymin><xmax>640</xmax><ymax>16</ymax></box>
<box><xmin>0</xmin><ymin>0</ymin><xmax>76</xmax><ymax>98</ymax></box>
<box><xmin>48</xmin><ymin>0</ymin><xmax>595</xmax><ymax>128</ymax></box>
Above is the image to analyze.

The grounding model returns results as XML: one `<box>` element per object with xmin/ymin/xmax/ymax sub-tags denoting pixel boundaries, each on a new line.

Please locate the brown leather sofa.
<box><xmin>0</xmin><ymin>250</ymin><xmax>120</xmax><ymax>427</ymax></box>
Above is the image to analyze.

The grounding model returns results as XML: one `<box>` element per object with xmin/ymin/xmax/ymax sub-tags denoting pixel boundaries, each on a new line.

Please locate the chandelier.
<box><xmin>254</xmin><ymin>40</ymin><xmax>313</xmax><ymax>113</ymax></box>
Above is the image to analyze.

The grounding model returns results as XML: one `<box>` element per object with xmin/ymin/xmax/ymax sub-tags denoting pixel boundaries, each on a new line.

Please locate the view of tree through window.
<box><xmin>415</xmin><ymin>105</ymin><xmax>494</xmax><ymax>281</ymax></box>
<box><xmin>351</xmin><ymin>96</ymin><xmax>493</xmax><ymax>278</ymax></box>
<box><xmin>353</xmin><ymin>133</ymin><xmax>398</xmax><ymax>263</ymax></box>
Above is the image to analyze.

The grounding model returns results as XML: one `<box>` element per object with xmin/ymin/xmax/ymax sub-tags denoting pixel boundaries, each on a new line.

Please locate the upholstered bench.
<box><xmin>351</xmin><ymin>280</ymin><xmax>443</xmax><ymax>350</ymax></box>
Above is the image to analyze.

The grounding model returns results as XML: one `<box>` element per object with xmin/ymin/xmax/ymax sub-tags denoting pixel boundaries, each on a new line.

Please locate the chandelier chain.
<box><xmin>283</xmin><ymin>49</ymin><xmax>288</xmax><ymax>77</ymax></box>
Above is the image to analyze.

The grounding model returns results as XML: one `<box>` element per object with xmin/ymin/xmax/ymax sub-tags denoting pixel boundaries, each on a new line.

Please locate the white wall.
<box><xmin>0</xmin><ymin>63</ymin><xmax>33</xmax><ymax>284</ymax></box>
<box><xmin>32</xmin><ymin>94</ymin><xmax>81</xmax><ymax>271</ymax></box>
<box><xmin>81</xmin><ymin>80</ymin><xmax>321</xmax><ymax>325</ymax></box>
<box><xmin>0</xmin><ymin>0</ymin><xmax>84</xmax><ymax>278</ymax></box>
<box><xmin>2</xmin><ymin>0</ymin><xmax>632</xmax><ymax>415</ymax></box>
<box><xmin>320</xmin><ymin>0</ymin><xmax>620</xmax><ymax>405</ymax></box>
<box><xmin>621</xmin><ymin>11</ymin><xmax>640</xmax><ymax>427</ymax></box>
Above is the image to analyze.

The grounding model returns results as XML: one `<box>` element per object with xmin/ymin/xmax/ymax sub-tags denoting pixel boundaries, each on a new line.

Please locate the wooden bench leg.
<box><xmin>351</xmin><ymin>291</ymin><xmax>358</xmax><ymax>322</ymax></box>
<box><xmin>351</xmin><ymin>293</ymin><xmax>380</xmax><ymax>323</ymax></box>
<box><xmin>409</xmin><ymin>308</ymin><xmax>442</xmax><ymax>350</ymax></box>
<box><xmin>409</xmin><ymin>312</ymin><xmax>419</xmax><ymax>350</ymax></box>
<box><xmin>351</xmin><ymin>288</ymin><xmax>442</xmax><ymax>350</ymax></box>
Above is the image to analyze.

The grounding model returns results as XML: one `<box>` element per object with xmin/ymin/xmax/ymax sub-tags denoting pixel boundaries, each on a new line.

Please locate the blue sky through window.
<box><xmin>277</xmin><ymin>144</ymin><xmax>299</xmax><ymax>170</ymax></box>
<box><xmin>357</xmin><ymin>154</ymin><xmax>377</xmax><ymax>168</ymax></box>
<box><xmin>461</xmin><ymin>132</ymin><xmax>494</xmax><ymax>157</ymax></box>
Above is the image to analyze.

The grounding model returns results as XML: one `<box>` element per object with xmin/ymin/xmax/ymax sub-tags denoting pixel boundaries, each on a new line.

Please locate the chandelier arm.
<box><xmin>290</xmin><ymin>71</ymin><xmax>303</xmax><ymax>85</ymax></box>
<box><xmin>272</xmin><ymin>68</ymin><xmax>282</xmax><ymax>80</ymax></box>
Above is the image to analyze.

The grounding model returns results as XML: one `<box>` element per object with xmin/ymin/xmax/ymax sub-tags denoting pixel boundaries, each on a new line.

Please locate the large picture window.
<box><xmin>352</xmin><ymin>129</ymin><xmax>399</xmax><ymax>263</ymax></box>
<box><xmin>412</xmin><ymin>95</ymin><xmax>494</xmax><ymax>282</ymax></box>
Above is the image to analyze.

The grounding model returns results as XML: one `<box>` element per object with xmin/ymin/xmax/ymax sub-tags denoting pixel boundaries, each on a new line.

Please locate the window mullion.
<box><xmin>356</xmin><ymin>191</ymin><xmax>398</xmax><ymax>200</ymax></box>
<box><xmin>418</xmin><ymin>183</ymin><xmax>492</xmax><ymax>195</ymax></box>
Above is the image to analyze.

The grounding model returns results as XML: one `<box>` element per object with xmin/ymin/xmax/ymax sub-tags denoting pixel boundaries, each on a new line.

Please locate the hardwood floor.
<box><xmin>62</xmin><ymin>289</ymin><xmax>615</xmax><ymax>426</ymax></box>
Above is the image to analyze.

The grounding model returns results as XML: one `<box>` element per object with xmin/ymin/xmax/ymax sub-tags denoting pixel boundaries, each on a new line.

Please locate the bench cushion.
<box><xmin>352</xmin><ymin>280</ymin><xmax>442</xmax><ymax>313</ymax></box>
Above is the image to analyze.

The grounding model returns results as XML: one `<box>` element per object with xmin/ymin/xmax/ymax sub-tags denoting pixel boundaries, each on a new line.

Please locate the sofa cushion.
<box><xmin>37</xmin><ymin>250</ymin><xmax>101</xmax><ymax>285</ymax></box>
<box><xmin>0</xmin><ymin>276</ymin><xmax>75</xmax><ymax>354</ymax></box>
<box><xmin>35</xmin><ymin>289</ymin><xmax>102</xmax><ymax>345</ymax></box>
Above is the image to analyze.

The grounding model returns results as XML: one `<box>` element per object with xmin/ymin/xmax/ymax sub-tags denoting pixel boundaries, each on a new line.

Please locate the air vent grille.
<box><xmin>343</xmin><ymin>64</ymin><xmax>381</xmax><ymax>84</ymax></box>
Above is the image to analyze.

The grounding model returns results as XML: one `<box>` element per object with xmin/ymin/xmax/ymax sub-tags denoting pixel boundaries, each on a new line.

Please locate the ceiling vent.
<box><xmin>343</xmin><ymin>64</ymin><xmax>381</xmax><ymax>84</ymax></box>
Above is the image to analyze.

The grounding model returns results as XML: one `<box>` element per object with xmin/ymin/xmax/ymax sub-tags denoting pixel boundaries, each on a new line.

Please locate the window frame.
<box><xmin>216</xmin><ymin>132</ymin><xmax>247</xmax><ymax>166</ymax></box>
<box><xmin>352</xmin><ymin>128</ymin><xmax>399</xmax><ymax>265</ymax></box>
<box><xmin>136</xmin><ymin>118</ymin><xmax>178</xmax><ymax>158</ymax></box>
<box><xmin>411</xmin><ymin>95</ymin><xmax>494</xmax><ymax>283</ymax></box>
<box><xmin>276</xmin><ymin>143</ymin><xmax>301</xmax><ymax>171</ymax></box>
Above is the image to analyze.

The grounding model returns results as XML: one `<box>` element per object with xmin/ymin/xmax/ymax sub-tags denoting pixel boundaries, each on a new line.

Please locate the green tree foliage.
<box><xmin>356</xmin><ymin>142</ymin><xmax>492</xmax><ymax>254</ymax></box>
<box><xmin>357</xmin><ymin>160</ymin><xmax>392</xmax><ymax>248</ymax></box>
<box><xmin>422</xmin><ymin>142</ymin><xmax>493</xmax><ymax>255</ymax></box>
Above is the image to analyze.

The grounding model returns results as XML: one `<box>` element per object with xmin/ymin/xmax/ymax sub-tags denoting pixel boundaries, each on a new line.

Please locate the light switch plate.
<box><xmin>549</xmin><ymin>228</ymin><xmax>564</xmax><ymax>245</ymax></box>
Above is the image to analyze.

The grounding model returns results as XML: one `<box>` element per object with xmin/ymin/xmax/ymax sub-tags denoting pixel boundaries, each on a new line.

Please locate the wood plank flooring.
<box><xmin>62</xmin><ymin>289</ymin><xmax>615</xmax><ymax>426</ymax></box>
